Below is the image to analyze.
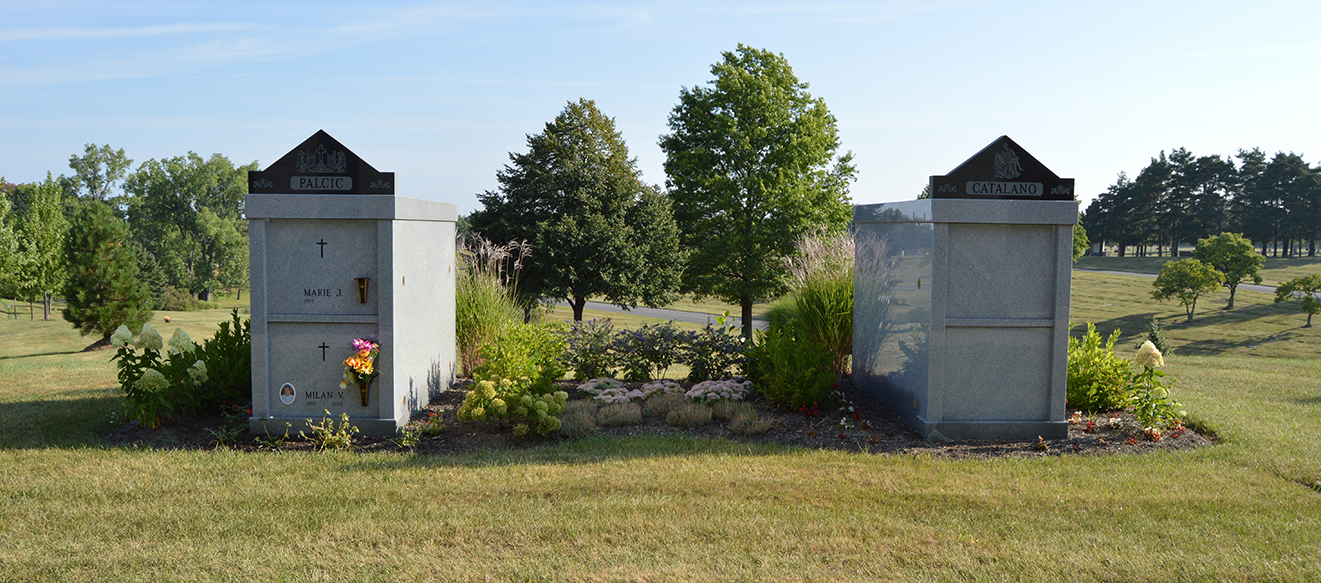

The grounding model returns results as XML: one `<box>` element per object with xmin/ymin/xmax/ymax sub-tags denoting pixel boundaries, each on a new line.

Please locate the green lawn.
<box><xmin>1076</xmin><ymin>254</ymin><xmax>1321</xmax><ymax>288</ymax></box>
<box><xmin>2</xmin><ymin>285</ymin><xmax>1320</xmax><ymax>580</ymax></box>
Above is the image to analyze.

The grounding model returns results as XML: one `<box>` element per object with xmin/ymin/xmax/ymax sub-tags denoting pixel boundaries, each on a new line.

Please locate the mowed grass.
<box><xmin>1070</xmin><ymin>271</ymin><xmax>1321</xmax><ymax>359</ymax></box>
<box><xmin>1076</xmin><ymin>254</ymin><xmax>1321</xmax><ymax>287</ymax></box>
<box><xmin>1</xmin><ymin>288</ymin><xmax>1321</xmax><ymax>580</ymax></box>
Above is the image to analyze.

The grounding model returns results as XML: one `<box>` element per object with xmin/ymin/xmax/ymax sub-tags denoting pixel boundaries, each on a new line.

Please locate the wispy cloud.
<box><xmin>0</xmin><ymin>22</ymin><xmax>266</xmax><ymax>42</ymax></box>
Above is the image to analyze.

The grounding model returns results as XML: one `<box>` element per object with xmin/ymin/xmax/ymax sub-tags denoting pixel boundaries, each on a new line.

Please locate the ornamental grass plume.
<box><xmin>1135</xmin><ymin>340</ymin><xmax>1165</xmax><ymax>369</ymax></box>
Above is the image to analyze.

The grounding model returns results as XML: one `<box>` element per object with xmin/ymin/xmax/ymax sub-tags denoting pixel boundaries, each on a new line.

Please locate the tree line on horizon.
<box><xmin>1083</xmin><ymin>147</ymin><xmax>1321</xmax><ymax>258</ymax></box>
<box><xmin>1</xmin><ymin>146</ymin><xmax>252</xmax><ymax>337</ymax></box>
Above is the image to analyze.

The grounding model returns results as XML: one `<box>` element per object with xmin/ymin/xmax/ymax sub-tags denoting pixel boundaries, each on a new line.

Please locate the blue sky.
<box><xmin>3</xmin><ymin>1</ymin><xmax>1318</xmax><ymax>215</ymax></box>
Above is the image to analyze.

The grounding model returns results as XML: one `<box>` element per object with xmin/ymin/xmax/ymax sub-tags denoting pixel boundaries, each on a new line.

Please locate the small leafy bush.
<box><xmin>1142</xmin><ymin>317</ymin><xmax>1171</xmax><ymax>356</ymax></box>
<box><xmin>160</xmin><ymin>288</ymin><xmax>221</xmax><ymax>311</ymax></box>
<box><xmin>194</xmin><ymin>310</ymin><xmax>251</xmax><ymax>411</ymax></box>
<box><xmin>456</xmin><ymin>376</ymin><xmax>569</xmax><ymax>438</ymax></box>
<box><xmin>682</xmin><ymin>314</ymin><xmax>746</xmax><ymax>382</ymax></box>
<box><xmin>644</xmin><ymin>393</ymin><xmax>688</xmax><ymax>418</ymax></box>
<box><xmin>745</xmin><ymin>320</ymin><xmax>835</xmax><ymax>411</ymax></box>
<box><xmin>596</xmin><ymin>402</ymin><xmax>643</xmax><ymax>427</ymax></box>
<box><xmin>301</xmin><ymin>410</ymin><xmax>359</xmax><ymax>450</ymax></box>
<box><xmin>613</xmin><ymin>322</ymin><xmax>692</xmax><ymax>381</ymax></box>
<box><xmin>666</xmin><ymin>402</ymin><xmax>712</xmax><ymax>427</ymax></box>
<box><xmin>563</xmin><ymin>318</ymin><xmax>619</xmax><ymax>380</ymax></box>
<box><xmin>474</xmin><ymin>322</ymin><xmax>567</xmax><ymax>394</ymax></box>
<box><xmin>1067</xmin><ymin>323</ymin><xmax>1132</xmax><ymax>411</ymax></box>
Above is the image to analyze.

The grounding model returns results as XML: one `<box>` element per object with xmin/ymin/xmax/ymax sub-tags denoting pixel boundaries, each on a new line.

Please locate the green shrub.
<box><xmin>456</xmin><ymin>376</ymin><xmax>569</xmax><ymax>438</ymax></box>
<box><xmin>682</xmin><ymin>313</ymin><xmax>746</xmax><ymax>382</ymax></box>
<box><xmin>745</xmin><ymin>319</ymin><xmax>835</xmax><ymax>411</ymax></box>
<box><xmin>194</xmin><ymin>310</ymin><xmax>250</xmax><ymax>411</ymax></box>
<box><xmin>161</xmin><ymin>288</ymin><xmax>216</xmax><ymax>311</ymax></box>
<box><xmin>1142</xmin><ymin>317</ymin><xmax>1171</xmax><ymax>355</ymax></box>
<box><xmin>473</xmin><ymin>322</ymin><xmax>567</xmax><ymax>395</ymax></box>
<box><xmin>109</xmin><ymin>313</ymin><xmax>250</xmax><ymax>427</ymax></box>
<box><xmin>1067</xmin><ymin>323</ymin><xmax>1132</xmax><ymax>412</ymax></box>
<box><xmin>563</xmin><ymin>318</ymin><xmax>618</xmax><ymax>380</ymax></box>
<box><xmin>613</xmin><ymin>322</ymin><xmax>691</xmax><ymax>381</ymax></box>
<box><xmin>666</xmin><ymin>402</ymin><xmax>712</xmax><ymax>427</ymax></box>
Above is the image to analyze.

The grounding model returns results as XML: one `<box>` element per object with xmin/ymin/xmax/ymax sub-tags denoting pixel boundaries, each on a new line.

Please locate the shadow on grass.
<box><xmin>0</xmin><ymin>391</ymin><xmax>120</xmax><ymax>450</ymax></box>
<box><xmin>346</xmin><ymin>434</ymin><xmax>811</xmax><ymax>472</ymax></box>
<box><xmin>0</xmin><ymin>350</ymin><xmax>84</xmax><ymax>360</ymax></box>
<box><xmin>1293</xmin><ymin>395</ymin><xmax>1321</xmax><ymax>406</ymax></box>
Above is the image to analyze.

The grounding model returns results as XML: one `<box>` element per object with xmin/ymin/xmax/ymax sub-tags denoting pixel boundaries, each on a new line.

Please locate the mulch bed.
<box><xmin>102</xmin><ymin>377</ymin><xmax>1213</xmax><ymax>458</ymax></box>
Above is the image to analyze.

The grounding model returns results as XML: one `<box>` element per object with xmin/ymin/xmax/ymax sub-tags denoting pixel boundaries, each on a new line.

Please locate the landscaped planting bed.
<box><xmin>102</xmin><ymin>376</ymin><xmax>1213</xmax><ymax>458</ymax></box>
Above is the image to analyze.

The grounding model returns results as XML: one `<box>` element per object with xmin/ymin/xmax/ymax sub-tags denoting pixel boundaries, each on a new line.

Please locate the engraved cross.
<box><xmin>318</xmin><ymin>343</ymin><xmax>330</xmax><ymax>361</ymax></box>
<box><xmin>316</xmin><ymin>239</ymin><xmax>327</xmax><ymax>258</ymax></box>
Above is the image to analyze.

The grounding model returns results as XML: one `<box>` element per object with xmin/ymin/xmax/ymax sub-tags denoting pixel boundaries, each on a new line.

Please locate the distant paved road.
<box><xmin>554</xmin><ymin>300</ymin><xmax>769</xmax><ymax>331</ymax></box>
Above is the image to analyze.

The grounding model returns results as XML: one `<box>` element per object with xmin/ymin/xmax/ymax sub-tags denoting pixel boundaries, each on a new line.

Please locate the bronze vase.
<box><xmin>357</xmin><ymin>380</ymin><xmax>370</xmax><ymax>407</ymax></box>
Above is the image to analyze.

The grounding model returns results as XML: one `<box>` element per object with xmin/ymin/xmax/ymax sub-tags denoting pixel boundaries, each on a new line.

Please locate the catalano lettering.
<box><xmin>291</xmin><ymin>176</ymin><xmax>353</xmax><ymax>190</ymax></box>
<box><xmin>966</xmin><ymin>181</ymin><xmax>1044</xmax><ymax>196</ymax></box>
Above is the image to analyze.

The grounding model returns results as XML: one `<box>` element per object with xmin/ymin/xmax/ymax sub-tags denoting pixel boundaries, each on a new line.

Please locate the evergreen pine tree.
<box><xmin>62</xmin><ymin>200</ymin><xmax>153</xmax><ymax>347</ymax></box>
<box><xmin>134</xmin><ymin>245</ymin><xmax>170</xmax><ymax>310</ymax></box>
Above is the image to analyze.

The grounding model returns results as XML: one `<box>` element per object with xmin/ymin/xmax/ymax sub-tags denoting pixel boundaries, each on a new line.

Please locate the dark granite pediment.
<box><xmin>248</xmin><ymin>130</ymin><xmax>394</xmax><ymax>195</ymax></box>
<box><xmin>929</xmin><ymin>136</ymin><xmax>1073</xmax><ymax>201</ymax></box>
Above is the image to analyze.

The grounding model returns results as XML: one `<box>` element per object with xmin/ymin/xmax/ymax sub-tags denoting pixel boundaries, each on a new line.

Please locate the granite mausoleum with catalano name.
<box><xmin>854</xmin><ymin>136</ymin><xmax>1077</xmax><ymax>441</ymax></box>
<box><xmin>247</xmin><ymin>130</ymin><xmax>456</xmax><ymax>435</ymax></box>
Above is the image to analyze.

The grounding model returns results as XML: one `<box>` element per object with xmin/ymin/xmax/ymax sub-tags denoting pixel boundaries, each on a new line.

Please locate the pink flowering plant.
<box><xmin>685</xmin><ymin>379</ymin><xmax>753</xmax><ymax>403</ymax></box>
<box><xmin>340</xmin><ymin>338</ymin><xmax>380</xmax><ymax>388</ymax></box>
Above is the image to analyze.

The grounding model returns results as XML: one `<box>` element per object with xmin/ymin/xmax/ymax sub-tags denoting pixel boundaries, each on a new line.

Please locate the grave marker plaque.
<box><xmin>247</xmin><ymin>131</ymin><xmax>456</xmax><ymax>435</ymax></box>
<box><xmin>854</xmin><ymin>136</ymin><xmax>1077</xmax><ymax>440</ymax></box>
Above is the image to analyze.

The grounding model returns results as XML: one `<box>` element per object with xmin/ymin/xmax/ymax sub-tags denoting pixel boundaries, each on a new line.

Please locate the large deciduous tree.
<box><xmin>1151</xmin><ymin>259</ymin><xmax>1224</xmax><ymax>322</ymax></box>
<box><xmin>470</xmin><ymin>98</ymin><xmax>684</xmax><ymax>321</ymax></box>
<box><xmin>0</xmin><ymin>179</ymin><xmax>20</xmax><ymax>299</ymax></box>
<box><xmin>1193</xmin><ymin>232</ymin><xmax>1263</xmax><ymax>310</ymax></box>
<box><xmin>61</xmin><ymin>200</ymin><xmax>153</xmax><ymax>346</ymax></box>
<box><xmin>124</xmin><ymin>152</ymin><xmax>256</xmax><ymax>301</ymax></box>
<box><xmin>660</xmin><ymin>45</ymin><xmax>855</xmax><ymax>340</ymax></box>
<box><xmin>67</xmin><ymin>143</ymin><xmax>133</xmax><ymax>205</ymax></box>
<box><xmin>12</xmin><ymin>173</ymin><xmax>70</xmax><ymax>319</ymax></box>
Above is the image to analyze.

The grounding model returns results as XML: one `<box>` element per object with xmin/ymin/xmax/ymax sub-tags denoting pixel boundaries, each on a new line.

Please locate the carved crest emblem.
<box><xmin>296</xmin><ymin>145</ymin><xmax>347</xmax><ymax>174</ymax></box>
<box><xmin>993</xmin><ymin>143</ymin><xmax>1022</xmax><ymax>180</ymax></box>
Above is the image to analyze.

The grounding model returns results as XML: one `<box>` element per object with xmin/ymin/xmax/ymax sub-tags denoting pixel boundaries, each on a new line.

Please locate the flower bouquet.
<box><xmin>341</xmin><ymin>338</ymin><xmax>380</xmax><ymax>406</ymax></box>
